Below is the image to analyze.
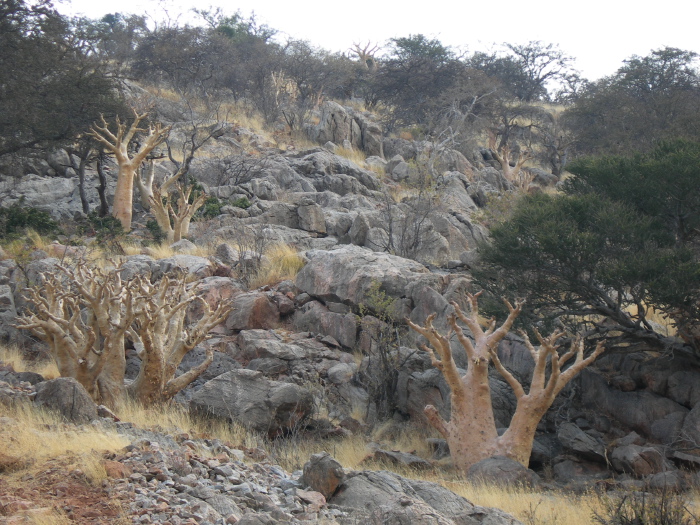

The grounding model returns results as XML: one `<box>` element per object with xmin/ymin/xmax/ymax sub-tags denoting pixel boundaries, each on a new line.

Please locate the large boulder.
<box><xmin>226</xmin><ymin>292</ymin><xmax>280</xmax><ymax>331</ymax></box>
<box><xmin>156</xmin><ymin>255</ymin><xmax>214</xmax><ymax>280</ymax></box>
<box><xmin>0</xmin><ymin>174</ymin><xmax>108</xmax><ymax>220</ymax></box>
<box><xmin>34</xmin><ymin>378</ymin><xmax>98</xmax><ymax>423</ymax></box>
<box><xmin>296</xmin><ymin>245</ymin><xmax>442</xmax><ymax>308</ymax></box>
<box><xmin>557</xmin><ymin>422</ymin><xmax>606</xmax><ymax>463</ymax></box>
<box><xmin>307</xmin><ymin>102</ymin><xmax>382</xmax><ymax>156</ymax></box>
<box><xmin>300</xmin><ymin>452</ymin><xmax>345</xmax><ymax>499</ymax></box>
<box><xmin>579</xmin><ymin>369</ymin><xmax>688</xmax><ymax>443</ymax></box>
<box><xmin>186</xmin><ymin>276</ymin><xmax>245</xmax><ymax>326</ymax></box>
<box><xmin>331</xmin><ymin>470</ymin><xmax>522</xmax><ymax>524</ymax></box>
<box><xmin>667</xmin><ymin>371</ymin><xmax>700</xmax><ymax>409</ymax></box>
<box><xmin>610</xmin><ymin>444</ymin><xmax>672</xmax><ymax>477</ymax></box>
<box><xmin>292</xmin><ymin>301</ymin><xmax>357</xmax><ymax>349</ymax></box>
<box><xmin>235</xmin><ymin>330</ymin><xmax>309</xmax><ymax>362</ymax></box>
<box><xmin>189</xmin><ymin>369</ymin><xmax>313</xmax><ymax>437</ymax></box>
<box><xmin>467</xmin><ymin>456</ymin><xmax>541</xmax><ymax>488</ymax></box>
<box><xmin>174</xmin><ymin>345</ymin><xmax>241</xmax><ymax>401</ymax></box>
<box><xmin>0</xmin><ymin>283</ymin><xmax>18</xmax><ymax>341</ymax></box>
<box><xmin>297</xmin><ymin>200</ymin><xmax>327</xmax><ymax>235</ymax></box>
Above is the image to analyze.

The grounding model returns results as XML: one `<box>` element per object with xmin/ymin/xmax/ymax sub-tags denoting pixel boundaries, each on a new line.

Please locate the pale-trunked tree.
<box><xmin>407</xmin><ymin>292</ymin><xmax>604</xmax><ymax>471</ymax></box>
<box><xmin>126</xmin><ymin>272</ymin><xmax>230</xmax><ymax>405</ymax></box>
<box><xmin>89</xmin><ymin>109</ymin><xmax>171</xmax><ymax>231</ymax></box>
<box><xmin>16</xmin><ymin>262</ymin><xmax>232</xmax><ymax>408</ymax></box>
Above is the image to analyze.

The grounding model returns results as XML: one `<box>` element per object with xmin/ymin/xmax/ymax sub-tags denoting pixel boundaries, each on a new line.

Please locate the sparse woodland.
<box><xmin>2</xmin><ymin>0</ymin><xmax>700</xmax><ymax>523</ymax></box>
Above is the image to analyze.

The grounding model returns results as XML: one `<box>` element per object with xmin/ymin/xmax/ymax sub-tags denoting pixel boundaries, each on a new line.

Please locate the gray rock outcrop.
<box><xmin>33</xmin><ymin>377</ymin><xmax>98</xmax><ymax>423</ymax></box>
<box><xmin>190</xmin><ymin>369</ymin><xmax>313</xmax><ymax>437</ymax></box>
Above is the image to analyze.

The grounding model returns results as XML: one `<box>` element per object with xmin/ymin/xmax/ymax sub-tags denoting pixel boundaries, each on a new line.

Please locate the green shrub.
<box><xmin>82</xmin><ymin>212</ymin><xmax>125</xmax><ymax>253</ymax></box>
<box><xmin>232</xmin><ymin>197</ymin><xmax>251</xmax><ymax>209</ymax></box>
<box><xmin>0</xmin><ymin>201</ymin><xmax>58</xmax><ymax>239</ymax></box>
<box><xmin>146</xmin><ymin>219</ymin><xmax>167</xmax><ymax>244</ymax></box>
<box><xmin>197</xmin><ymin>196</ymin><xmax>225</xmax><ymax>219</ymax></box>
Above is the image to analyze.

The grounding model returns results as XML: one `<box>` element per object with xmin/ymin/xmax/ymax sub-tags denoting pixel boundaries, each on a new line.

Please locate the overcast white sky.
<box><xmin>56</xmin><ymin>0</ymin><xmax>699</xmax><ymax>81</ymax></box>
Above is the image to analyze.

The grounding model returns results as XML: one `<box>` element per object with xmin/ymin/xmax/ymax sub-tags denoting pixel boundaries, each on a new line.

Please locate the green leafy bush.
<box><xmin>197</xmin><ymin>196</ymin><xmax>225</xmax><ymax>219</ymax></box>
<box><xmin>0</xmin><ymin>201</ymin><xmax>58</xmax><ymax>239</ymax></box>
<box><xmin>232</xmin><ymin>197</ymin><xmax>251</xmax><ymax>209</ymax></box>
<box><xmin>80</xmin><ymin>212</ymin><xmax>125</xmax><ymax>253</ymax></box>
<box><xmin>146</xmin><ymin>219</ymin><xmax>167</xmax><ymax>244</ymax></box>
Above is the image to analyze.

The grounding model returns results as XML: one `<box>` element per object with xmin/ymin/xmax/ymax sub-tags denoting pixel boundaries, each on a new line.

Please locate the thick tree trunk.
<box><xmin>112</xmin><ymin>163</ymin><xmax>136</xmax><ymax>231</ymax></box>
<box><xmin>408</xmin><ymin>295</ymin><xmax>604</xmax><ymax>472</ymax></box>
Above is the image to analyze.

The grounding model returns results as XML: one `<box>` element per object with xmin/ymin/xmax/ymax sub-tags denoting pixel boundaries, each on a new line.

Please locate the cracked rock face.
<box><xmin>189</xmin><ymin>369</ymin><xmax>314</xmax><ymax>437</ymax></box>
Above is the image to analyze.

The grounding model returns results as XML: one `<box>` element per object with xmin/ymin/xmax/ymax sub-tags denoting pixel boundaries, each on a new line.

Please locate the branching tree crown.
<box><xmin>16</xmin><ymin>261</ymin><xmax>232</xmax><ymax>408</ymax></box>
<box><xmin>476</xmin><ymin>140</ymin><xmax>700</xmax><ymax>358</ymax></box>
<box><xmin>407</xmin><ymin>292</ymin><xmax>603</xmax><ymax>471</ymax></box>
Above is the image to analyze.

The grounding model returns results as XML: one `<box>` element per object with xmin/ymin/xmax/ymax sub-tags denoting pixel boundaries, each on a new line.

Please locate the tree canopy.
<box><xmin>563</xmin><ymin>47</ymin><xmax>700</xmax><ymax>155</ymax></box>
<box><xmin>476</xmin><ymin>140</ymin><xmax>700</xmax><ymax>358</ymax></box>
<box><xmin>0</xmin><ymin>0</ymin><xmax>124</xmax><ymax>157</ymax></box>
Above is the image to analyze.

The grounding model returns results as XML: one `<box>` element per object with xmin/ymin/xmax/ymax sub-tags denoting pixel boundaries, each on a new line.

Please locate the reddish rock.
<box><xmin>104</xmin><ymin>460</ymin><xmax>133</xmax><ymax>479</ymax></box>
<box><xmin>297</xmin><ymin>489</ymin><xmax>326</xmax><ymax>512</ymax></box>
<box><xmin>300</xmin><ymin>452</ymin><xmax>345</xmax><ymax>500</ymax></box>
<box><xmin>226</xmin><ymin>292</ymin><xmax>280</xmax><ymax>331</ymax></box>
<box><xmin>187</xmin><ymin>277</ymin><xmax>246</xmax><ymax>325</ymax></box>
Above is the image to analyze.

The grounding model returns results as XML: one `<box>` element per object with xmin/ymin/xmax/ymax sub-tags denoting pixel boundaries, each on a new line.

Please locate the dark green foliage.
<box><xmin>0</xmin><ymin>0</ymin><xmax>125</xmax><ymax>157</ymax></box>
<box><xmin>231</xmin><ymin>197</ymin><xmax>251</xmax><ymax>209</ymax></box>
<box><xmin>0</xmin><ymin>202</ymin><xmax>58</xmax><ymax>239</ymax></box>
<box><xmin>146</xmin><ymin>219</ymin><xmax>166</xmax><ymax>244</ymax></box>
<box><xmin>196</xmin><ymin>197</ymin><xmax>225</xmax><ymax>219</ymax></box>
<box><xmin>565</xmin><ymin>140</ymin><xmax>700</xmax><ymax>247</ymax></box>
<box><xmin>356</xmin><ymin>281</ymin><xmax>408</xmax><ymax>420</ymax></box>
<box><xmin>82</xmin><ymin>212</ymin><xmax>125</xmax><ymax>252</ymax></box>
<box><xmin>564</xmin><ymin>47</ymin><xmax>700</xmax><ymax>155</ymax></box>
<box><xmin>476</xmin><ymin>141</ymin><xmax>700</xmax><ymax>356</ymax></box>
<box><xmin>470</xmin><ymin>41</ymin><xmax>578</xmax><ymax>102</ymax></box>
<box><xmin>368</xmin><ymin>34</ymin><xmax>467</xmax><ymax>131</ymax></box>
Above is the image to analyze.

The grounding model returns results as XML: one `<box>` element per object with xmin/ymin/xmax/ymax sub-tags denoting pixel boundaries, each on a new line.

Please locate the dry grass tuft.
<box><xmin>1</xmin><ymin>403</ymin><xmax>129</xmax><ymax>471</ymax></box>
<box><xmin>76</xmin><ymin>451</ymin><xmax>109</xmax><ymax>486</ymax></box>
<box><xmin>2</xmin><ymin>229</ymin><xmax>51</xmax><ymax>261</ymax></box>
<box><xmin>116</xmin><ymin>399</ymin><xmax>258</xmax><ymax>449</ymax></box>
<box><xmin>22</xmin><ymin>508</ymin><xmax>73</xmax><ymax>525</ymax></box>
<box><xmin>249</xmin><ymin>243</ymin><xmax>306</xmax><ymax>288</ymax></box>
<box><xmin>336</xmin><ymin>146</ymin><xmax>367</xmax><ymax>166</ymax></box>
<box><xmin>442</xmin><ymin>480</ymin><xmax>601</xmax><ymax>524</ymax></box>
<box><xmin>387</xmin><ymin>185</ymin><xmax>421</xmax><ymax>203</ymax></box>
<box><xmin>267</xmin><ymin>434</ymin><xmax>370</xmax><ymax>473</ymax></box>
<box><xmin>0</xmin><ymin>344</ymin><xmax>59</xmax><ymax>379</ymax></box>
<box><xmin>366</xmin><ymin>163</ymin><xmax>386</xmax><ymax>177</ymax></box>
<box><xmin>138</xmin><ymin>241</ymin><xmax>213</xmax><ymax>260</ymax></box>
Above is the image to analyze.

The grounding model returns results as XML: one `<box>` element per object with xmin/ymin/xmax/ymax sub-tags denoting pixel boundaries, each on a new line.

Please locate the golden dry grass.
<box><xmin>1</xmin><ymin>229</ymin><xmax>51</xmax><ymax>261</ymax></box>
<box><xmin>0</xmin><ymin>344</ymin><xmax>60</xmax><ymax>379</ymax></box>
<box><xmin>21</xmin><ymin>508</ymin><xmax>73</xmax><ymax>525</ymax></box>
<box><xmin>0</xmin><ymin>403</ymin><xmax>129</xmax><ymax>471</ymax></box>
<box><xmin>335</xmin><ymin>146</ymin><xmax>367</xmax><ymax>166</ymax></box>
<box><xmin>442</xmin><ymin>479</ymin><xmax>601</xmax><ymax>524</ymax></box>
<box><xmin>387</xmin><ymin>185</ymin><xmax>421</xmax><ymax>203</ymax></box>
<box><xmin>127</xmin><ymin>241</ymin><xmax>213</xmax><ymax>260</ymax></box>
<box><xmin>366</xmin><ymin>162</ymin><xmax>386</xmax><ymax>177</ymax></box>
<box><xmin>249</xmin><ymin>243</ymin><xmax>306</xmax><ymax>288</ymax></box>
<box><xmin>7</xmin><ymin>392</ymin><xmax>698</xmax><ymax>525</ymax></box>
<box><xmin>116</xmin><ymin>399</ymin><xmax>259</xmax><ymax>449</ymax></box>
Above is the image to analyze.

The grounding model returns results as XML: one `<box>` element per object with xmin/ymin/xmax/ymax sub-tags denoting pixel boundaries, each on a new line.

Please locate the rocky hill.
<box><xmin>2</xmin><ymin>91</ymin><xmax>700</xmax><ymax>524</ymax></box>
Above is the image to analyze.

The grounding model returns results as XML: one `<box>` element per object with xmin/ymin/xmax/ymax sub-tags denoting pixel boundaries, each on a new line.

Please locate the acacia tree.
<box><xmin>407</xmin><ymin>293</ymin><xmax>604</xmax><ymax>470</ymax></box>
<box><xmin>564</xmin><ymin>47</ymin><xmax>700</xmax><ymax>155</ymax></box>
<box><xmin>16</xmin><ymin>261</ymin><xmax>232</xmax><ymax>408</ymax></box>
<box><xmin>0</xmin><ymin>0</ymin><xmax>123</xmax><ymax>157</ymax></box>
<box><xmin>89</xmin><ymin>110</ymin><xmax>171</xmax><ymax>230</ymax></box>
